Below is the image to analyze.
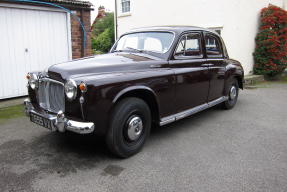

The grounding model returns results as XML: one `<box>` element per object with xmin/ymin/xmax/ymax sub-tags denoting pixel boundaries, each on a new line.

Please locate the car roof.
<box><xmin>127</xmin><ymin>25</ymin><xmax>218</xmax><ymax>35</ymax></box>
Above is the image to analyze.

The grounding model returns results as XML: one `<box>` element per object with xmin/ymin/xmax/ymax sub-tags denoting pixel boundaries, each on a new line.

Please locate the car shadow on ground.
<box><xmin>39</xmin><ymin>103</ymin><xmax>230</xmax><ymax>160</ymax></box>
<box><xmin>46</xmin><ymin>103</ymin><xmax>236</xmax><ymax>156</ymax></box>
<box><xmin>1</xmin><ymin>101</ymin><xmax>242</xmax><ymax>173</ymax></box>
<box><xmin>0</xmin><ymin>101</ymin><xmax>243</xmax><ymax>191</ymax></box>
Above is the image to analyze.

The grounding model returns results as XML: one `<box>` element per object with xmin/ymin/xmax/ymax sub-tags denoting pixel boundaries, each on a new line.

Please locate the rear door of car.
<box><xmin>169</xmin><ymin>31</ymin><xmax>210</xmax><ymax>113</ymax></box>
<box><xmin>203</xmin><ymin>32</ymin><xmax>226</xmax><ymax>101</ymax></box>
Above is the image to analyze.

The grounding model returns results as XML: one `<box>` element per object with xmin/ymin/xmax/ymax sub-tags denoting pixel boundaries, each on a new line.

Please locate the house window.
<box><xmin>121</xmin><ymin>0</ymin><xmax>130</xmax><ymax>13</ymax></box>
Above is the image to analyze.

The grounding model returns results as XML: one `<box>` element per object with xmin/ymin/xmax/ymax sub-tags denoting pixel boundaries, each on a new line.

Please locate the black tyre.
<box><xmin>106</xmin><ymin>97</ymin><xmax>151</xmax><ymax>158</ymax></box>
<box><xmin>222</xmin><ymin>79</ymin><xmax>239</xmax><ymax>109</ymax></box>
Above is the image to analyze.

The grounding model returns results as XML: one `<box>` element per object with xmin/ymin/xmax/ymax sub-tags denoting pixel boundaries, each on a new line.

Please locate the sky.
<box><xmin>89</xmin><ymin>0</ymin><xmax>115</xmax><ymax>22</ymax></box>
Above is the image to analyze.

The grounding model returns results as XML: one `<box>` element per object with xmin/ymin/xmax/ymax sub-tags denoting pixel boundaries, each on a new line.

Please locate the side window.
<box><xmin>174</xmin><ymin>33</ymin><xmax>202</xmax><ymax>58</ymax></box>
<box><xmin>204</xmin><ymin>34</ymin><xmax>223</xmax><ymax>58</ymax></box>
<box><xmin>175</xmin><ymin>36</ymin><xmax>185</xmax><ymax>56</ymax></box>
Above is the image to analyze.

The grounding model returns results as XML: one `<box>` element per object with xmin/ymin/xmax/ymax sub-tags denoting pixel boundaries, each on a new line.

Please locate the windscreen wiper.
<box><xmin>126</xmin><ymin>47</ymin><xmax>144</xmax><ymax>53</ymax></box>
<box><xmin>113</xmin><ymin>50</ymin><xmax>123</xmax><ymax>52</ymax></box>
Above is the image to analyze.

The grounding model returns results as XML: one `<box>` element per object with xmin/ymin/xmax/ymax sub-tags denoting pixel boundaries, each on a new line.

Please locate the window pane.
<box><xmin>116</xmin><ymin>35</ymin><xmax>138</xmax><ymax>50</ymax></box>
<box><xmin>144</xmin><ymin>37</ymin><xmax>163</xmax><ymax>52</ymax></box>
<box><xmin>175</xmin><ymin>37</ymin><xmax>185</xmax><ymax>56</ymax></box>
<box><xmin>115</xmin><ymin>32</ymin><xmax>174</xmax><ymax>53</ymax></box>
<box><xmin>175</xmin><ymin>33</ymin><xmax>202</xmax><ymax>57</ymax></box>
<box><xmin>121</xmin><ymin>0</ymin><xmax>130</xmax><ymax>13</ymax></box>
<box><xmin>185</xmin><ymin>34</ymin><xmax>201</xmax><ymax>56</ymax></box>
<box><xmin>205</xmin><ymin>35</ymin><xmax>222</xmax><ymax>57</ymax></box>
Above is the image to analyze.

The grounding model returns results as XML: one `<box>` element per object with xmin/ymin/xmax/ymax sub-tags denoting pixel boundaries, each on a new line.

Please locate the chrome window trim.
<box><xmin>112</xmin><ymin>31</ymin><xmax>176</xmax><ymax>54</ymax></box>
<box><xmin>204</xmin><ymin>32</ymin><xmax>224</xmax><ymax>59</ymax></box>
<box><xmin>173</xmin><ymin>32</ymin><xmax>204</xmax><ymax>60</ymax></box>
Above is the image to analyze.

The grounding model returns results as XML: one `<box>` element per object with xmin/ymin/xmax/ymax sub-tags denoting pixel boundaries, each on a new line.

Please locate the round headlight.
<box><xmin>27</xmin><ymin>73</ymin><xmax>38</xmax><ymax>90</ymax></box>
<box><xmin>65</xmin><ymin>79</ymin><xmax>77</xmax><ymax>101</ymax></box>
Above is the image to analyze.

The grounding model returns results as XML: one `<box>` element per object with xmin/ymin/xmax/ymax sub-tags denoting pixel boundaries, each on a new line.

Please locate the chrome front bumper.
<box><xmin>24</xmin><ymin>99</ymin><xmax>95</xmax><ymax>134</ymax></box>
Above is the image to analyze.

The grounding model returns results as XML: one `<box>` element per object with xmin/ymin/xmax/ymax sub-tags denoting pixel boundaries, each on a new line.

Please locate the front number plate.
<box><xmin>30</xmin><ymin>112</ymin><xmax>52</xmax><ymax>130</ymax></box>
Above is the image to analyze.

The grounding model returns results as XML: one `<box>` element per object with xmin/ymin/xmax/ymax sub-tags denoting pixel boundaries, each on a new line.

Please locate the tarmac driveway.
<box><xmin>0</xmin><ymin>83</ymin><xmax>287</xmax><ymax>192</ymax></box>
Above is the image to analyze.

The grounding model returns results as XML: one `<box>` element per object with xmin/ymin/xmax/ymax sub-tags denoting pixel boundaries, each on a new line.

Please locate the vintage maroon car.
<box><xmin>24</xmin><ymin>26</ymin><xmax>244</xmax><ymax>157</ymax></box>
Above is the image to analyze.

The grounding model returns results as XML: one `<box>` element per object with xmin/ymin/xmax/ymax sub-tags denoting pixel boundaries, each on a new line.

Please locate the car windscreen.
<box><xmin>114</xmin><ymin>32</ymin><xmax>174</xmax><ymax>54</ymax></box>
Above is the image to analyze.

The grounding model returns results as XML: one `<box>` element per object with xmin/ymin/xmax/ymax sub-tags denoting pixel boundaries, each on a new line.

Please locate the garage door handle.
<box><xmin>201</xmin><ymin>64</ymin><xmax>214</xmax><ymax>67</ymax></box>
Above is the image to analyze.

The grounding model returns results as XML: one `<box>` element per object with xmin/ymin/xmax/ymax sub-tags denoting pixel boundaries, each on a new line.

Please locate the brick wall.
<box><xmin>70</xmin><ymin>9</ymin><xmax>92</xmax><ymax>59</ymax></box>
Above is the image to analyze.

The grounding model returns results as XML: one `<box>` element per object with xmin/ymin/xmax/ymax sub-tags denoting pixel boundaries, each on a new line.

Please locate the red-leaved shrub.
<box><xmin>253</xmin><ymin>5</ymin><xmax>287</xmax><ymax>76</ymax></box>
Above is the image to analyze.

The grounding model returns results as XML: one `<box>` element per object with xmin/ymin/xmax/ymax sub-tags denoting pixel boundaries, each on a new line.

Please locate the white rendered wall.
<box><xmin>117</xmin><ymin>0</ymin><xmax>284</xmax><ymax>74</ymax></box>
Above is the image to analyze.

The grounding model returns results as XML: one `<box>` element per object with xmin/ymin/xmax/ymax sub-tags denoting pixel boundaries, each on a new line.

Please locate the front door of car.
<box><xmin>169</xmin><ymin>32</ymin><xmax>210</xmax><ymax>113</ymax></box>
<box><xmin>203</xmin><ymin>33</ymin><xmax>226</xmax><ymax>101</ymax></box>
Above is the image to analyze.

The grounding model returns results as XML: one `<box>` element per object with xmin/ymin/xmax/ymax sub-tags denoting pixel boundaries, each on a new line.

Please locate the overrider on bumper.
<box><xmin>24</xmin><ymin>99</ymin><xmax>95</xmax><ymax>134</ymax></box>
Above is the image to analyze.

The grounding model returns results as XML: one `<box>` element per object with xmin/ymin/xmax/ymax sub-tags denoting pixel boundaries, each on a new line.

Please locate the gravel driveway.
<box><xmin>0</xmin><ymin>83</ymin><xmax>287</xmax><ymax>192</ymax></box>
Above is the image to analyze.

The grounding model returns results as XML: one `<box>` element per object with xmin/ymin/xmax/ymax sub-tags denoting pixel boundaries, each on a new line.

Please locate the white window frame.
<box><xmin>118</xmin><ymin>0</ymin><xmax>131</xmax><ymax>18</ymax></box>
<box><xmin>208</xmin><ymin>27</ymin><xmax>223</xmax><ymax>36</ymax></box>
<box><xmin>121</xmin><ymin>0</ymin><xmax>130</xmax><ymax>13</ymax></box>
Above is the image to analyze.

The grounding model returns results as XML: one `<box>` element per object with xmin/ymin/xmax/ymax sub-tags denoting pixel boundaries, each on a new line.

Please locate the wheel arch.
<box><xmin>112</xmin><ymin>86</ymin><xmax>160</xmax><ymax>124</ymax></box>
<box><xmin>234</xmin><ymin>75</ymin><xmax>243</xmax><ymax>89</ymax></box>
<box><xmin>224</xmin><ymin>73</ymin><xmax>243</xmax><ymax>96</ymax></box>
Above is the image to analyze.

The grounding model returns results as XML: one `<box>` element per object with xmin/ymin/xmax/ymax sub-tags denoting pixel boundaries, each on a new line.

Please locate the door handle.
<box><xmin>201</xmin><ymin>64</ymin><xmax>214</xmax><ymax>67</ymax></box>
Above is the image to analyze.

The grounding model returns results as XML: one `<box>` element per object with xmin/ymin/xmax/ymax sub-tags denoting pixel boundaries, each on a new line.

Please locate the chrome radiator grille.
<box><xmin>37</xmin><ymin>78</ymin><xmax>65</xmax><ymax>113</ymax></box>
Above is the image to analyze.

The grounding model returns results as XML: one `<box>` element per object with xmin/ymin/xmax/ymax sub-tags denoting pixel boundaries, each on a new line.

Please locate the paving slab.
<box><xmin>0</xmin><ymin>84</ymin><xmax>287</xmax><ymax>192</ymax></box>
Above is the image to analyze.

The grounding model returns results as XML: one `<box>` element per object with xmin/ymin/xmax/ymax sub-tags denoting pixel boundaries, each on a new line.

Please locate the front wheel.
<box><xmin>106</xmin><ymin>97</ymin><xmax>151</xmax><ymax>158</ymax></box>
<box><xmin>222</xmin><ymin>79</ymin><xmax>239</xmax><ymax>109</ymax></box>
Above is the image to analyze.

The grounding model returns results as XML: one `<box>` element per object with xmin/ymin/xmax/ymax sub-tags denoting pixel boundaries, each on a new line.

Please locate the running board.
<box><xmin>159</xmin><ymin>96</ymin><xmax>228</xmax><ymax>126</ymax></box>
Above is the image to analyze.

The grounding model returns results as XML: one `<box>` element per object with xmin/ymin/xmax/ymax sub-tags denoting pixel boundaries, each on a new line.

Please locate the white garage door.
<box><xmin>0</xmin><ymin>4</ymin><xmax>72</xmax><ymax>99</ymax></box>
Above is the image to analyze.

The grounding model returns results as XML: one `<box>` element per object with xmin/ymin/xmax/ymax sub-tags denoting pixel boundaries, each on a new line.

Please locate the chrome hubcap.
<box><xmin>127</xmin><ymin>116</ymin><xmax>143</xmax><ymax>141</ymax></box>
<box><xmin>229</xmin><ymin>86</ymin><xmax>237</xmax><ymax>100</ymax></box>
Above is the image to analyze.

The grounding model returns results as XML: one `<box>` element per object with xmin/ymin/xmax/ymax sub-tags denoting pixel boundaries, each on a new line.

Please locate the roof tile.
<box><xmin>35</xmin><ymin>0</ymin><xmax>93</xmax><ymax>8</ymax></box>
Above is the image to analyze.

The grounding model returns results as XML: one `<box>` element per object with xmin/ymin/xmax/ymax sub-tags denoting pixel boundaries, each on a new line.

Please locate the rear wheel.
<box><xmin>222</xmin><ymin>79</ymin><xmax>239</xmax><ymax>109</ymax></box>
<box><xmin>106</xmin><ymin>97</ymin><xmax>151</xmax><ymax>158</ymax></box>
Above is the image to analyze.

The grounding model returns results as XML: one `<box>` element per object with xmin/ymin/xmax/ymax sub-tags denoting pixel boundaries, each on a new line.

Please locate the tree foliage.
<box><xmin>92</xmin><ymin>12</ymin><xmax>115</xmax><ymax>53</ymax></box>
<box><xmin>92</xmin><ymin>28</ymin><xmax>113</xmax><ymax>53</ymax></box>
<box><xmin>253</xmin><ymin>5</ymin><xmax>287</xmax><ymax>76</ymax></box>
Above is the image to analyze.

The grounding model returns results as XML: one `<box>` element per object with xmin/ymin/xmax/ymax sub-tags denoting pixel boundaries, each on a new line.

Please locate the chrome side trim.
<box><xmin>176</xmin><ymin>103</ymin><xmax>209</xmax><ymax>120</ymax></box>
<box><xmin>160</xmin><ymin>116</ymin><xmax>176</xmax><ymax>126</ymax></box>
<box><xmin>205</xmin><ymin>58</ymin><xmax>224</xmax><ymax>61</ymax></box>
<box><xmin>159</xmin><ymin>96</ymin><xmax>228</xmax><ymax>126</ymax></box>
<box><xmin>208</xmin><ymin>96</ymin><xmax>228</xmax><ymax>108</ymax></box>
